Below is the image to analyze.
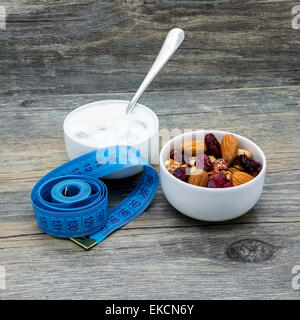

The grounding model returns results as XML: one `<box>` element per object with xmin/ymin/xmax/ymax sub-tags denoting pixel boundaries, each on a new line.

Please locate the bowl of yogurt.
<box><xmin>63</xmin><ymin>100</ymin><xmax>159</xmax><ymax>179</ymax></box>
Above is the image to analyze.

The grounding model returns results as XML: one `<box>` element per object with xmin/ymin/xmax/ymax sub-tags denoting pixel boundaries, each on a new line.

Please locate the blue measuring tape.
<box><xmin>31</xmin><ymin>146</ymin><xmax>159</xmax><ymax>249</ymax></box>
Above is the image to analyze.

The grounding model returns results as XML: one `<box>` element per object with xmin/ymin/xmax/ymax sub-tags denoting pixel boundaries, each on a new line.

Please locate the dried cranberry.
<box><xmin>207</xmin><ymin>179</ymin><xmax>217</xmax><ymax>188</ymax></box>
<box><xmin>213</xmin><ymin>158</ymin><xmax>229</xmax><ymax>171</ymax></box>
<box><xmin>223</xmin><ymin>180</ymin><xmax>233</xmax><ymax>188</ymax></box>
<box><xmin>173</xmin><ymin>167</ymin><xmax>189</xmax><ymax>182</ymax></box>
<box><xmin>233</xmin><ymin>154</ymin><xmax>261</xmax><ymax>175</ymax></box>
<box><xmin>207</xmin><ymin>171</ymin><xmax>230</xmax><ymax>188</ymax></box>
<box><xmin>170</xmin><ymin>149</ymin><xmax>176</xmax><ymax>160</ymax></box>
<box><xmin>251</xmin><ymin>171</ymin><xmax>260</xmax><ymax>178</ymax></box>
<box><xmin>205</xmin><ymin>133</ymin><xmax>222</xmax><ymax>158</ymax></box>
<box><xmin>196</xmin><ymin>154</ymin><xmax>213</xmax><ymax>172</ymax></box>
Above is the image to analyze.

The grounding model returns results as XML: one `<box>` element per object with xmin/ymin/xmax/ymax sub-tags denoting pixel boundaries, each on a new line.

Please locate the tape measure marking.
<box><xmin>31</xmin><ymin>146</ymin><xmax>159</xmax><ymax>249</ymax></box>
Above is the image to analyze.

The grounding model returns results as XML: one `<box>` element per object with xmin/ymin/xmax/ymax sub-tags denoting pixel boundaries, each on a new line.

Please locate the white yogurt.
<box><xmin>63</xmin><ymin>100</ymin><xmax>159</xmax><ymax>178</ymax></box>
<box><xmin>64</xmin><ymin>100</ymin><xmax>156</xmax><ymax>149</ymax></box>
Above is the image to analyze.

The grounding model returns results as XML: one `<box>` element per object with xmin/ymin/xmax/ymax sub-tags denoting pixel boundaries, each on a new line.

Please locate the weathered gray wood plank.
<box><xmin>0</xmin><ymin>0</ymin><xmax>300</xmax><ymax>95</ymax></box>
<box><xmin>0</xmin><ymin>87</ymin><xmax>300</xmax><ymax>299</ymax></box>
<box><xmin>1</xmin><ymin>0</ymin><xmax>300</xmax><ymax>300</ymax></box>
<box><xmin>1</xmin><ymin>223</ymin><xmax>300</xmax><ymax>299</ymax></box>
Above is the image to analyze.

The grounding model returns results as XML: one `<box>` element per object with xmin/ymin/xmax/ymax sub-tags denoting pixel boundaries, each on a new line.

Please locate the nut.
<box><xmin>190</xmin><ymin>166</ymin><xmax>197</xmax><ymax>175</ymax></box>
<box><xmin>189</xmin><ymin>157</ymin><xmax>196</xmax><ymax>167</ymax></box>
<box><xmin>208</xmin><ymin>155</ymin><xmax>216</xmax><ymax>163</ymax></box>
<box><xmin>188</xmin><ymin>169</ymin><xmax>208</xmax><ymax>187</ymax></box>
<box><xmin>237</xmin><ymin>148</ymin><xmax>252</xmax><ymax>159</ymax></box>
<box><xmin>167</xmin><ymin>133</ymin><xmax>261</xmax><ymax>189</ymax></box>
<box><xmin>223</xmin><ymin>170</ymin><xmax>232</xmax><ymax>181</ymax></box>
<box><xmin>221</xmin><ymin>134</ymin><xmax>238</xmax><ymax>164</ymax></box>
<box><xmin>164</xmin><ymin>159</ymin><xmax>180</xmax><ymax>174</ymax></box>
<box><xmin>233</xmin><ymin>163</ymin><xmax>244</xmax><ymax>171</ymax></box>
<box><xmin>180</xmin><ymin>140</ymin><xmax>207</xmax><ymax>156</ymax></box>
<box><xmin>232</xmin><ymin>171</ymin><xmax>254</xmax><ymax>186</ymax></box>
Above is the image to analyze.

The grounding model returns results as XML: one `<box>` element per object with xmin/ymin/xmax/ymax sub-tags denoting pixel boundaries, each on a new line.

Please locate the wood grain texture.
<box><xmin>1</xmin><ymin>0</ymin><xmax>300</xmax><ymax>95</ymax></box>
<box><xmin>1</xmin><ymin>0</ymin><xmax>300</xmax><ymax>300</ymax></box>
<box><xmin>0</xmin><ymin>86</ymin><xmax>300</xmax><ymax>299</ymax></box>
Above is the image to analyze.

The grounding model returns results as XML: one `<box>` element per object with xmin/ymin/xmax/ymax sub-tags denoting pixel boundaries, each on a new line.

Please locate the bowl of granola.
<box><xmin>160</xmin><ymin>130</ymin><xmax>266</xmax><ymax>221</ymax></box>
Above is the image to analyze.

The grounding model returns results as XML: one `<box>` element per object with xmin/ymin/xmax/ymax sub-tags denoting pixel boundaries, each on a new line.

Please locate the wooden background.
<box><xmin>0</xmin><ymin>0</ymin><xmax>300</xmax><ymax>299</ymax></box>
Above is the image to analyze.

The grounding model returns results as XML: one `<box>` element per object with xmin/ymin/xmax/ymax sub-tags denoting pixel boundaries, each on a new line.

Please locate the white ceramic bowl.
<box><xmin>64</xmin><ymin>100</ymin><xmax>159</xmax><ymax>179</ymax></box>
<box><xmin>160</xmin><ymin>130</ymin><xmax>266</xmax><ymax>221</ymax></box>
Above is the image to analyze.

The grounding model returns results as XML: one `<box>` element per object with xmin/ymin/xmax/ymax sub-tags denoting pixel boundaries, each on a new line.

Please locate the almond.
<box><xmin>237</xmin><ymin>148</ymin><xmax>252</xmax><ymax>159</ymax></box>
<box><xmin>232</xmin><ymin>171</ymin><xmax>253</xmax><ymax>186</ymax></box>
<box><xmin>180</xmin><ymin>140</ymin><xmax>207</xmax><ymax>156</ymax></box>
<box><xmin>188</xmin><ymin>169</ymin><xmax>208</xmax><ymax>187</ymax></box>
<box><xmin>221</xmin><ymin>134</ymin><xmax>238</xmax><ymax>164</ymax></box>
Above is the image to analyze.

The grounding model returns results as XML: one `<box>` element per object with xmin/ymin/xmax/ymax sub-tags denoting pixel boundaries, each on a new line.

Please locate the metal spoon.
<box><xmin>125</xmin><ymin>28</ymin><xmax>185</xmax><ymax>114</ymax></box>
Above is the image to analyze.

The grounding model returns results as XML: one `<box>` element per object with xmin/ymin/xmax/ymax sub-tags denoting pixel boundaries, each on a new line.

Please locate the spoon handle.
<box><xmin>125</xmin><ymin>28</ymin><xmax>185</xmax><ymax>114</ymax></box>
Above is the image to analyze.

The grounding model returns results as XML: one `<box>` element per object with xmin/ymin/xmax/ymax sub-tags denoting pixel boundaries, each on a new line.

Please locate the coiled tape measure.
<box><xmin>31</xmin><ymin>146</ymin><xmax>159</xmax><ymax>250</ymax></box>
